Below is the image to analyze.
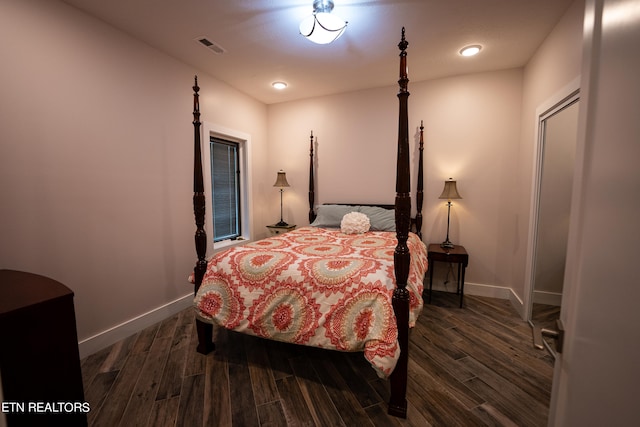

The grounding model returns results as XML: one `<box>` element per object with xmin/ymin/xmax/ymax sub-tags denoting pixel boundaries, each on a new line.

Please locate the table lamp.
<box><xmin>273</xmin><ymin>170</ymin><xmax>290</xmax><ymax>226</ymax></box>
<box><xmin>439</xmin><ymin>178</ymin><xmax>462</xmax><ymax>248</ymax></box>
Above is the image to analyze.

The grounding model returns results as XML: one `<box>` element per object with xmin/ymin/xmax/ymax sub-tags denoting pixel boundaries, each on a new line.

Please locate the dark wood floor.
<box><xmin>81</xmin><ymin>292</ymin><xmax>554</xmax><ymax>426</ymax></box>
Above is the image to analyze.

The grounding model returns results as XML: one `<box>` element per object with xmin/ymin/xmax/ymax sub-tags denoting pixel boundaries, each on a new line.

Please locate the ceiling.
<box><xmin>61</xmin><ymin>0</ymin><xmax>574</xmax><ymax>105</ymax></box>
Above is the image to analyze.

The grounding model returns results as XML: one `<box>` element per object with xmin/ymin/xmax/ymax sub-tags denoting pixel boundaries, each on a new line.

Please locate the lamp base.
<box><xmin>440</xmin><ymin>240</ymin><xmax>455</xmax><ymax>249</ymax></box>
<box><xmin>275</xmin><ymin>220</ymin><xmax>289</xmax><ymax>227</ymax></box>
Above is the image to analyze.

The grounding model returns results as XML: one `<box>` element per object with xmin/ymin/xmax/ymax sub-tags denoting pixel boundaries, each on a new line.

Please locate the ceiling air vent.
<box><xmin>195</xmin><ymin>37</ymin><xmax>226</xmax><ymax>55</ymax></box>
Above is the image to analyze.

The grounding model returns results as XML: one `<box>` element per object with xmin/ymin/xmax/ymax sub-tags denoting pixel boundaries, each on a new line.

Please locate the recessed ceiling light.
<box><xmin>460</xmin><ymin>45</ymin><xmax>482</xmax><ymax>57</ymax></box>
<box><xmin>272</xmin><ymin>82</ymin><xmax>287</xmax><ymax>90</ymax></box>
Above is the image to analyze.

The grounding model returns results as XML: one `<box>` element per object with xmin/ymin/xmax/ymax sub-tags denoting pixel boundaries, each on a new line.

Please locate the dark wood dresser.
<box><xmin>0</xmin><ymin>269</ymin><xmax>87</xmax><ymax>426</ymax></box>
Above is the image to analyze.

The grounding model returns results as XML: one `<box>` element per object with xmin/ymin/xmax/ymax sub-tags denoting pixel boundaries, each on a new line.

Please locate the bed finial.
<box><xmin>193</xmin><ymin>76</ymin><xmax>200</xmax><ymax>148</ymax></box>
<box><xmin>193</xmin><ymin>75</ymin><xmax>200</xmax><ymax>111</ymax></box>
<box><xmin>397</xmin><ymin>28</ymin><xmax>409</xmax><ymax>95</ymax></box>
<box><xmin>398</xmin><ymin>27</ymin><xmax>408</xmax><ymax>52</ymax></box>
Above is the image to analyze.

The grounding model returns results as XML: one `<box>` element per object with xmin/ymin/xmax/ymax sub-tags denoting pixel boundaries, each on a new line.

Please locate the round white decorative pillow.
<box><xmin>340</xmin><ymin>212</ymin><xmax>371</xmax><ymax>234</ymax></box>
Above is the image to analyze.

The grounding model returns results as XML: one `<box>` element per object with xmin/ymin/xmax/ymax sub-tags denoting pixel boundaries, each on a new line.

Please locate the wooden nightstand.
<box><xmin>427</xmin><ymin>244</ymin><xmax>469</xmax><ymax>308</ymax></box>
<box><xmin>0</xmin><ymin>270</ymin><xmax>87</xmax><ymax>426</ymax></box>
<box><xmin>266</xmin><ymin>224</ymin><xmax>296</xmax><ymax>236</ymax></box>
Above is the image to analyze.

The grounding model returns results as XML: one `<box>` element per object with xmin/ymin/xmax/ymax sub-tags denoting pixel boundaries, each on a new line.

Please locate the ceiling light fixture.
<box><xmin>272</xmin><ymin>82</ymin><xmax>287</xmax><ymax>90</ymax></box>
<box><xmin>460</xmin><ymin>45</ymin><xmax>482</xmax><ymax>57</ymax></box>
<box><xmin>299</xmin><ymin>0</ymin><xmax>347</xmax><ymax>44</ymax></box>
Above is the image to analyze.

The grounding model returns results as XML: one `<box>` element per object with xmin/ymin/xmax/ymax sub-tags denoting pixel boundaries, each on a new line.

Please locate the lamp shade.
<box><xmin>273</xmin><ymin>170</ymin><xmax>290</xmax><ymax>188</ymax></box>
<box><xmin>439</xmin><ymin>179</ymin><xmax>462</xmax><ymax>201</ymax></box>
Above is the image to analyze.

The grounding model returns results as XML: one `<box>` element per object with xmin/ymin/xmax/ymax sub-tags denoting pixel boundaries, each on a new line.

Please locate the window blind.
<box><xmin>210</xmin><ymin>138</ymin><xmax>240</xmax><ymax>241</ymax></box>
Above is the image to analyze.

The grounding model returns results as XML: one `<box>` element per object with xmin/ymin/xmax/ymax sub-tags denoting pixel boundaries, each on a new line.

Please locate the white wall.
<box><xmin>267</xmin><ymin>69</ymin><xmax>523</xmax><ymax>294</ymax></box>
<box><xmin>0</xmin><ymin>0</ymin><xmax>268</xmax><ymax>356</ymax></box>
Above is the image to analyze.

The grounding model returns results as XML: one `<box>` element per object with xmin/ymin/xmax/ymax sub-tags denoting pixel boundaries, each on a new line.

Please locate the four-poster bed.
<box><xmin>190</xmin><ymin>28</ymin><xmax>424</xmax><ymax>418</ymax></box>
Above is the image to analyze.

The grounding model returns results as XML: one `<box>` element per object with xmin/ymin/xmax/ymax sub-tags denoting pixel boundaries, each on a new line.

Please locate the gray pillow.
<box><xmin>311</xmin><ymin>205</ymin><xmax>359</xmax><ymax>228</ymax></box>
<box><xmin>359</xmin><ymin>206</ymin><xmax>396</xmax><ymax>231</ymax></box>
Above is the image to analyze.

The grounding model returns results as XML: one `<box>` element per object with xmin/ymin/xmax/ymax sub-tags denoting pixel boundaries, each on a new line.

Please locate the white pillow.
<box><xmin>340</xmin><ymin>212</ymin><xmax>371</xmax><ymax>234</ymax></box>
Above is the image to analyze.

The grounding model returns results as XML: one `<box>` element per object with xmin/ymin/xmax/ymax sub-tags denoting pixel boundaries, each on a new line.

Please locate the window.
<box><xmin>203</xmin><ymin>122</ymin><xmax>252</xmax><ymax>251</ymax></box>
<box><xmin>210</xmin><ymin>137</ymin><xmax>241</xmax><ymax>242</ymax></box>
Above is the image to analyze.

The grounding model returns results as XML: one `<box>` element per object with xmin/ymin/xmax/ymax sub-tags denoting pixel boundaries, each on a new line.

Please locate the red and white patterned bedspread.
<box><xmin>193</xmin><ymin>226</ymin><xmax>428</xmax><ymax>377</ymax></box>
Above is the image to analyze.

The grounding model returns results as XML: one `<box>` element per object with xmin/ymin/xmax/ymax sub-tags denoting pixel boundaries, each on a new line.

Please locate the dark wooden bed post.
<box><xmin>192</xmin><ymin>76</ymin><xmax>215</xmax><ymax>354</ymax></box>
<box><xmin>308</xmin><ymin>131</ymin><xmax>316</xmax><ymax>223</ymax></box>
<box><xmin>416</xmin><ymin>121</ymin><xmax>424</xmax><ymax>240</ymax></box>
<box><xmin>388</xmin><ymin>27</ymin><xmax>411</xmax><ymax>419</ymax></box>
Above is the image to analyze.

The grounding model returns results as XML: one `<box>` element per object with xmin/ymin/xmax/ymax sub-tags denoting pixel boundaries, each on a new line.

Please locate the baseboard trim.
<box><xmin>533</xmin><ymin>290</ymin><xmax>562</xmax><ymax>306</ymax></box>
<box><xmin>428</xmin><ymin>281</ymin><xmax>511</xmax><ymax>300</ymax></box>
<box><xmin>464</xmin><ymin>282</ymin><xmax>512</xmax><ymax>299</ymax></box>
<box><xmin>78</xmin><ymin>293</ymin><xmax>193</xmax><ymax>359</ymax></box>
<box><xmin>427</xmin><ymin>281</ymin><xmax>527</xmax><ymax>319</ymax></box>
<box><xmin>466</xmin><ymin>283</ymin><xmax>528</xmax><ymax>321</ymax></box>
<box><xmin>508</xmin><ymin>289</ymin><xmax>526</xmax><ymax>319</ymax></box>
